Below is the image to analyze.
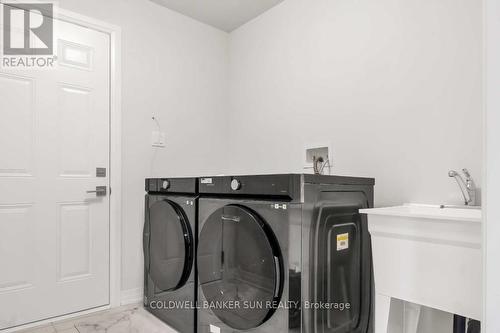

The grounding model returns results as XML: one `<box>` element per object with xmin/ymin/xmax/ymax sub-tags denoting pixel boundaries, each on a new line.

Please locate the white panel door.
<box><xmin>0</xmin><ymin>15</ymin><xmax>110</xmax><ymax>329</ymax></box>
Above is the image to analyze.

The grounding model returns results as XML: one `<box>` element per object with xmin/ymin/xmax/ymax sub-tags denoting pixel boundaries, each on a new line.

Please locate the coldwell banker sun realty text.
<box><xmin>1</xmin><ymin>2</ymin><xmax>57</xmax><ymax>68</ymax></box>
<box><xmin>149</xmin><ymin>300</ymin><xmax>352</xmax><ymax>311</ymax></box>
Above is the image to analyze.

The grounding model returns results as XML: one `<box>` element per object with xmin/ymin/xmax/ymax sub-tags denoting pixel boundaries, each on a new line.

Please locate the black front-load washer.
<box><xmin>196</xmin><ymin>174</ymin><xmax>374</xmax><ymax>333</ymax></box>
<box><xmin>144</xmin><ymin>177</ymin><xmax>198</xmax><ymax>333</ymax></box>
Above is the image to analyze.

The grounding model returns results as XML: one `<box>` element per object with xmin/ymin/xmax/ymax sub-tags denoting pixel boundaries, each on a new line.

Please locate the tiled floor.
<box><xmin>17</xmin><ymin>305</ymin><xmax>177</xmax><ymax>333</ymax></box>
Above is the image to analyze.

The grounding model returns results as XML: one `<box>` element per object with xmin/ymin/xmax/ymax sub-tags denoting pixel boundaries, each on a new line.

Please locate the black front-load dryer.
<box><xmin>196</xmin><ymin>174</ymin><xmax>374</xmax><ymax>333</ymax></box>
<box><xmin>144</xmin><ymin>177</ymin><xmax>198</xmax><ymax>333</ymax></box>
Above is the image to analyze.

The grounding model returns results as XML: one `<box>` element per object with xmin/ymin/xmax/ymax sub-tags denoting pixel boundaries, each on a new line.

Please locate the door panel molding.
<box><xmin>56</xmin><ymin>202</ymin><xmax>92</xmax><ymax>282</ymax></box>
<box><xmin>0</xmin><ymin>73</ymin><xmax>35</xmax><ymax>177</ymax></box>
<box><xmin>0</xmin><ymin>204</ymin><xmax>35</xmax><ymax>294</ymax></box>
<box><xmin>58</xmin><ymin>39</ymin><xmax>94</xmax><ymax>71</ymax></box>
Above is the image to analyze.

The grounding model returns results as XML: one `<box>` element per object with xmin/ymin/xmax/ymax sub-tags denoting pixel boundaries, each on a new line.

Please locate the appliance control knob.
<box><xmin>162</xmin><ymin>180</ymin><xmax>170</xmax><ymax>190</ymax></box>
<box><xmin>231</xmin><ymin>179</ymin><xmax>241</xmax><ymax>191</ymax></box>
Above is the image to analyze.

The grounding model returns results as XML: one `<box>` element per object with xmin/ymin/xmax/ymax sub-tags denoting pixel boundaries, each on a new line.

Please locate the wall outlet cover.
<box><xmin>151</xmin><ymin>131</ymin><xmax>166</xmax><ymax>148</ymax></box>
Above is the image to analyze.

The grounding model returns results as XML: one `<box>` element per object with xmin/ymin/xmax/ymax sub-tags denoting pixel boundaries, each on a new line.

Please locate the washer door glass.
<box><xmin>198</xmin><ymin>205</ymin><xmax>283</xmax><ymax>330</ymax></box>
<box><xmin>148</xmin><ymin>199</ymin><xmax>193</xmax><ymax>292</ymax></box>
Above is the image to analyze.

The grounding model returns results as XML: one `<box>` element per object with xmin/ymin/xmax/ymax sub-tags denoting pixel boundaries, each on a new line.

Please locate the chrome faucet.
<box><xmin>448</xmin><ymin>168</ymin><xmax>477</xmax><ymax>206</ymax></box>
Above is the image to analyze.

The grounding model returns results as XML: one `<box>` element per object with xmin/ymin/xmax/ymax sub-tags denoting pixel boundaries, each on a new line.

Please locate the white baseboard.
<box><xmin>120</xmin><ymin>287</ymin><xmax>143</xmax><ymax>306</ymax></box>
<box><xmin>2</xmin><ymin>289</ymin><xmax>143</xmax><ymax>332</ymax></box>
<box><xmin>1</xmin><ymin>305</ymin><xmax>110</xmax><ymax>333</ymax></box>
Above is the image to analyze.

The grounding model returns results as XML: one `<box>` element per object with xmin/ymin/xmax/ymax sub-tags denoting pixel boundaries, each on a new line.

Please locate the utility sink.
<box><xmin>362</xmin><ymin>203</ymin><xmax>481</xmax><ymax>222</ymax></box>
<box><xmin>360</xmin><ymin>204</ymin><xmax>482</xmax><ymax>333</ymax></box>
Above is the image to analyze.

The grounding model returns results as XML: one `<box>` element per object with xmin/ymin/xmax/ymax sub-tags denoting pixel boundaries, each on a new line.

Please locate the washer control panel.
<box><xmin>145</xmin><ymin>178</ymin><xmax>197</xmax><ymax>193</ymax></box>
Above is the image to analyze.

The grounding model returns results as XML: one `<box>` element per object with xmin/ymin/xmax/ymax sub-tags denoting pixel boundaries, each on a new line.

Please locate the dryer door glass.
<box><xmin>148</xmin><ymin>199</ymin><xmax>193</xmax><ymax>292</ymax></box>
<box><xmin>198</xmin><ymin>205</ymin><xmax>283</xmax><ymax>330</ymax></box>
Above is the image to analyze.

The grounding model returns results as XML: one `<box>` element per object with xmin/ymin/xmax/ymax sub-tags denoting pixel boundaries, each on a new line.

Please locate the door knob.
<box><xmin>86</xmin><ymin>186</ymin><xmax>107</xmax><ymax>197</ymax></box>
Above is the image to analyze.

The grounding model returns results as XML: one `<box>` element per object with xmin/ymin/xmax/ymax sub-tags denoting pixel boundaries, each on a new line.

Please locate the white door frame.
<box><xmin>0</xmin><ymin>4</ymin><xmax>122</xmax><ymax>332</ymax></box>
<box><xmin>484</xmin><ymin>0</ymin><xmax>500</xmax><ymax>331</ymax></box>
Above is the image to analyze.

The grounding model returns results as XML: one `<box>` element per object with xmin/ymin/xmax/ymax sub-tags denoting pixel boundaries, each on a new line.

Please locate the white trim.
<box><xmin>120</xmin><ymin>288</ymin><xmax>144</xmax><ymax>306</ymax></box>
<box><xmin>484</xmin><ymin>0</ymin><xmax>500</xmax><ymax>331</ymax></box>
<box><xmin>1</xmin><ymin>305</ymin><xmax>110</xmax><ymax>333</ymax></box>
<box><xmin>482</xmin><ymin>0</ymin><xmax>488</xmax><ymax>330</ymax></box>
<box><xmin>109</xmin><ymin>28</ymin><xmax>123</xmax><ymax>309</ymax></box>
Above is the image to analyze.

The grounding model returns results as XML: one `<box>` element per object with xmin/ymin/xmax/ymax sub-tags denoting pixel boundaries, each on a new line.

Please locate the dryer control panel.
<box><xmin>145</xmin><ymin>178</ymin><xmax>198</xmax><ymax>194</ymax></box>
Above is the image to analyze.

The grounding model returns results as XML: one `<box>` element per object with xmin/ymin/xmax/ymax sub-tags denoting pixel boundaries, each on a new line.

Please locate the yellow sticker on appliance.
<box><xmin>337</xmin><ymin>233</ymin><xmax>349</xmax><ymax>251</ymax></box>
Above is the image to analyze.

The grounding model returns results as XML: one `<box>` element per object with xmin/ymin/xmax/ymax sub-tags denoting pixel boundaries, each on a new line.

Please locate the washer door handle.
<box><xmin>221</xmin><ymin>215</ymin><xmax>240</xmax><ymax>222</ymax></box>
<box><xmin>274</xmin><ymin>256</ymin><xmax>281</xmax><ymax>297</ymax></box>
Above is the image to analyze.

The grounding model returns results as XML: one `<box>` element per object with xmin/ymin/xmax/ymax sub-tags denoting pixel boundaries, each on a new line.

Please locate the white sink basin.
<box><xmin>361</xmin><ymin>203</ymin><xmax>482</xmax><ymax>330</ymax></box>
<box><xmin>360</xmin><ymin>203</ymin><xmax>482</xmax><ymax>223</ymax></box>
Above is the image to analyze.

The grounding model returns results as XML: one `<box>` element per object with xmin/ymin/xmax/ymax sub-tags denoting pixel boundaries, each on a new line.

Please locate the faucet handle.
<box><xmin>462</xmin><ymin>168</ymin><xmax>472</xmax><ymax>179</ymax></box>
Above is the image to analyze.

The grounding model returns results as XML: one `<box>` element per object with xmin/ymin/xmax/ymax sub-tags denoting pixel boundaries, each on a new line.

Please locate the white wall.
<box><xmin>228</xmin><ymin>0</ymin><xmax>483</xmax><ymax>207</ymax></box>
<box><xmin>228</xmin><ymin>0</ymin><xmax>483</xmax><ymax>330</ymax></box>
<box><xmin>484</xmin><ymin>0</ymin><xmax>500</xmax><ymax>331</ymax></box>
<box><xmin>58</xmin><ymin>0</ymin><xmax>230</xmax><ymax>296</ymax></box>
<box><xmin>57</xmin><ymin>2</ymin><xmax>485</xmax><ymax>329</ymax></box>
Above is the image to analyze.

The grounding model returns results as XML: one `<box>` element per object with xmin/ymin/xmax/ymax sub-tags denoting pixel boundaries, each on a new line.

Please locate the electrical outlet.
<box><xmin>151</xmin><ymin>131</ymin><xmax>166</xmax><ymax>148</ymax></box>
